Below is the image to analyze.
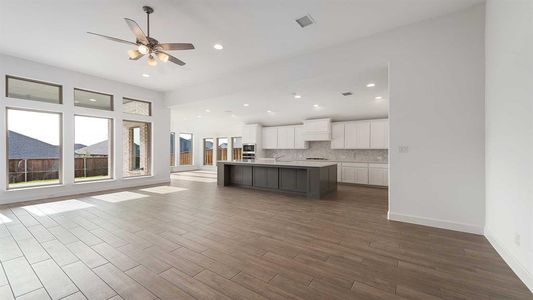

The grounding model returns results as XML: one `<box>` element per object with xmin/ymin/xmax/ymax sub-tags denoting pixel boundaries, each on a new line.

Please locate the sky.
<box><xmin>8</xmin><ymin>110</ymin><xmax>109</xmax><ymax>146</ymax></box>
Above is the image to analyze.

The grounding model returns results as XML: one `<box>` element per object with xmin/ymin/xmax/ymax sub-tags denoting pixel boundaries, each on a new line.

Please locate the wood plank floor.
<box><xmin>0</xmin><ymin>170</ymin><xmax>530</xmax><ymax>300</ymax></box>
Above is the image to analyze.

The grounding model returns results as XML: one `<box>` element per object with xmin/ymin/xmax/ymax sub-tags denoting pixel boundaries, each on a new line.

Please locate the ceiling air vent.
<box><xmin>342</xmin><ymin>92</ymin><xmax>353</xmax><ymax>96</ymax></box>
<box><xmin>295</xmin><ymin>14</ymin><xmax>315</xmax><ymax>28</ymax></box>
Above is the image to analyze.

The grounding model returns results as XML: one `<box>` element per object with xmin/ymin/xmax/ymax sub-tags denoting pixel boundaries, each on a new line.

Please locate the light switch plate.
<box><xmin>398</xmin><ymin>146</ymin><xmax>409</xmax><ymax>153</ymax></box>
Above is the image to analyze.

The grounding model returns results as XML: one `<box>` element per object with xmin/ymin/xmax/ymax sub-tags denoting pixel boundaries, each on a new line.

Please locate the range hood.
<box><xmin>302</xmin><ymin>118</ymin><xmax>331</xmax><ymax>141</ymax></box>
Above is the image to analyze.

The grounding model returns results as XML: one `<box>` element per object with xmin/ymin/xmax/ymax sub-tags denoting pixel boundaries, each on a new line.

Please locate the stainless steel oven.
<box><xmin>242</xmin><ymin>143</ymin><xmax>256</xmax><ymax>160</ymax></box>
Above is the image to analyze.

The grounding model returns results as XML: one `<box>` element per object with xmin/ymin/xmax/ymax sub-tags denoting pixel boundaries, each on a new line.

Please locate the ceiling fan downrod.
<box><xmin>143</xmin><ymin>6</ymin><xmax>153</xmax><ymax>37</ymax></box>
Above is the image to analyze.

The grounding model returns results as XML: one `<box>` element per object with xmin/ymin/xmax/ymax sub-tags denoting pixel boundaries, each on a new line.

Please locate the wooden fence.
<box><xmin>8</xmin><ymin>158</ymin><xmax>60</xmax><ymax>183</ymax></box>
<box><xmin>232</xmin><ymin>148</ymin><xmax>242</xmax><ymax>161</ymax></box>
<box><xmin>8</xmin><ymin>157</ymin><xmax>108</xmax><ymax>183</ymax></box>
<box><xmin>74</xmin><ymin>157</ymin><xmax>109</xmax><ymax>178</ymax></box>
<box><xmin>217</xmin><ymin>148</ymin><xmax>228</xmax><ymax>161</ymax></box>
<box><xmin>180</xmin><ymin>151</ymin><xmax>192</xmax><ymax>165</ymax></box>
<box><xmin>203</xmin><ymin>150</ymin><xmax>213</xmax><ymax>165</ymax></box>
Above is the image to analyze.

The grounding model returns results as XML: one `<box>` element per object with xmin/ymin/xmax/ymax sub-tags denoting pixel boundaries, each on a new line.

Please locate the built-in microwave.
<box><xmin>242</xmin><ymin>144</ymin><xmax>256</xmax><ymax>153</ymax></box>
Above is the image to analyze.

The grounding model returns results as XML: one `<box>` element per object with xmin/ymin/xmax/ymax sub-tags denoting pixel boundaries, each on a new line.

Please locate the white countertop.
<box><xmin>217</xmin><ymin>160</ymin><xmax>338</xmax><ymax>168</ymax></box>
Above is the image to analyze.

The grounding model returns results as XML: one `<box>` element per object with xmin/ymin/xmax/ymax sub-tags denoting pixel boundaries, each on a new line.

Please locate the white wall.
<box><xmin>485</xmin><ymin>0</ymin><xmax>533</xmax><ymax>292</ymax></box>
<box><xmin>170</xmin><ymin>116</ymin><xmax>243</xmax><ymax>171</ymax></box>
<box><xmin>166</xmin><ymin>5</ymin><xmax>486</xmax><ymax>234</ymax></box>
<box><xmin>0</xmin><ymin>54</ymin><xmax>170</xmax><ymax>204</ymax></box>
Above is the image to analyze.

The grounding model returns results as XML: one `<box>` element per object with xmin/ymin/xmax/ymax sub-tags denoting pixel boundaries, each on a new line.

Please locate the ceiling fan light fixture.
<box><xmin>128</xmin><ymin>49</ymin><xmax>141</xmax><ymax>59</ymax></box>
<box><xmin>147</xmin><ymin>55</ymin><xmax>157</xmax><ymax>66</ymax></box>
<box><xmin>138</xmin><ymin>44</ymin><xmax>149</xmax><ymax>55</ymax></box>
<box><xmin>156</xmin><ymin>52</ymin><xmax>169</xmax><ymax>62</ymax></box>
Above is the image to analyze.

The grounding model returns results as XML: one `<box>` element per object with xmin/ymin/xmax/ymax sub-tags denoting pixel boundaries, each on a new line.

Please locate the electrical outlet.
<box><xmin>398</xmin><ymin>146</ymin><xmax>409</xmax><ymax>153</ymax></box>
<box><xmin>515</xmin><ymin>233</ymin><xmax>521</xmax><ymax>247</ymax></box>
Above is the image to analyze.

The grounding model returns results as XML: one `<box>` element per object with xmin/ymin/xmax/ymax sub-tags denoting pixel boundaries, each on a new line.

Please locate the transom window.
<box><xmin>6</xmin><ymin>75</ymin><xmax>62</xmax><ymax>104</ymax></box>
<box><xmin>123</xmin><ymin>98</ymin><xmax>151</xmax><ymax>116</ymax></box>
<box><xmin>74</xmin><ymin>88</ymin><xmax>113</xmax><ymax>111</ymax></box>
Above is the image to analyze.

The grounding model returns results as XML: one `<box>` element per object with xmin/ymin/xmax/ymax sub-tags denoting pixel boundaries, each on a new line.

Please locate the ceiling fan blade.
<box><xmin>124</xmin><ymin>18</ymin><xmax>149</xmax><ymax>45</ymax></box>
<box><xmin>87</xmin><ymin>32</ymin><xmax>137</xmax><ymax>46</ymax></box>
<box><xmin>158</xmin><ymin>43</ymin><xmax>195</xmax><ymax>51</ymax></box>
<box><xmin>162</xmin><ymin>52</ymin><xmax>186</xmax><ymax>66</ymax></box>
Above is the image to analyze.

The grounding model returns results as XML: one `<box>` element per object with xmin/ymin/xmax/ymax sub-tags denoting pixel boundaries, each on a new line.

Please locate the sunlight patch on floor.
<box><xmin>139</xmin><ymin>186</ymin><xmax>188</xmax><ymax>194</ymax></box>
<box><xmin>171</xmin><ymin>175</ymin><xmax>217</xmax><ymax>183</ymax></box>
<box><xmin>91</xmin><ymin>191</ymin><xmax>149</xmax><ymax>203</ymax></box>
<box><xmin>23</xmin><ymin>199</ymin><xmax>94</xmax><ymax>216</ymax></box>
<box><xmin>174</xmin><ymin>172</ymin><xmax>217</xmax><ymax>178</ymax></box>
<box><xmin>0</xmin><ymin>213</ymin><xmax>12</xmax><ymax>224</ymax></box>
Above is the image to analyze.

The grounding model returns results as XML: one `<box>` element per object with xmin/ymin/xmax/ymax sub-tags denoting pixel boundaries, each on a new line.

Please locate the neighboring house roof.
<box><xmin>75</xmin><ymin>143</ymin><xmax>87</xmax><ymax>151</ymax></box>
<box><xmin>180</xmin><ymin>137</ymin><xmax>192</xmax><ymax>152</ymax></box>
<box><xmin>75</xmin><ymin>140</ymin><xmax>109</xmax><ymax>156</ymax></box>
<box><xmin>8</xmin><ymin>131</ymin><xmax>60</xmax><ymax>159</ymax></box>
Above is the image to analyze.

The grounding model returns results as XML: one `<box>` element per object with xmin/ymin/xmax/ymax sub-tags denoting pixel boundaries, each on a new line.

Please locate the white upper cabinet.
<box><xmin>302</xmin><ymin>118</ymin><xmax>331</xmax><ymax>141</ymax></box>
<box><xmin>370</xmin><ymin>119</ymin><xmax>389</xmax><ymax>149</ymax></box>
<box><xmin>242</xmin><ymin>124</ymin><xmax>260</xmax><ymax>144</ymax></box>
<box><xmin>294</xmin><ymin>126</ymin><xmax>308</xmax><ymax>149</ymax></box>
<box><xmin>262</xmin><ymin>127</ymin><xmax>278</xmax><ymax>149</ymax></box>
<box><xmin>277</xmin><ymin>126</ymin><xmax>295</xmax><ymax>149</ymax></box>
<box><xmin>331</xmin><ymin>122</ymin><xmax>345</xmax><ymax>149</ymax></box>
<box><xmin>344</xmin><ymin>121</ymin><xmax>370</xmax><ymax>149</ymax></box>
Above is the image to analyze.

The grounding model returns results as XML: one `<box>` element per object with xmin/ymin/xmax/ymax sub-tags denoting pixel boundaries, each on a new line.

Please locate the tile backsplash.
<box><xmin>263</xmin><ymin>141</ymin><xmax>388</xmax><ymax>163</ymax></box>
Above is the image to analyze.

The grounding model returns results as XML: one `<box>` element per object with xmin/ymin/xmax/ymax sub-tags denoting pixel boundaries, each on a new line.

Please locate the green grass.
<box><xmin>9</xmin><ymin>179</ymin><xmax>60</xmax><ymax>188</ymax></box>
<box><xmin>74</xmin><ymin>175</ymin><xmax>111</xmax><ymax>182</ymax></box>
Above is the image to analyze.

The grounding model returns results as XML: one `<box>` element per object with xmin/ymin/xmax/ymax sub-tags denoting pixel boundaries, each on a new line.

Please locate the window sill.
<box><xmin>123</xmin><ymin>175</ymin><xmax>153</xmax><ymax>180</ymax></box>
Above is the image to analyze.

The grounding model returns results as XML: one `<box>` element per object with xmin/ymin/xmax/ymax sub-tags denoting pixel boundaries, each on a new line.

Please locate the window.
<box><xmin>123</xmin><ymin>98</ymin><xmax>151</xmax><ymax>116</ymax></box>
<box><xmin>123</xmin><ymin>121</ymin><xmax>151</xmax><ymax>177</ymax></box>
<box><xmin>232</xmin><ymin>137</ymin><xmax>242</xmax><ymax>161</ymax></box>
<box><xmin>179</xmin><ymin>133</ymin><xmax>193</xmax><ymax>165</ymax></box>
<box><xmin>74</xmin><ymin>89</ymin><xmax>113</xmax><ymax>111</ymax></box>
<box><xmin>74</xmin><ymin>116</ymin><xmax>112</xmax><ymax>182</ymax></box>
<box><xmin>217</xmin><ymin>137</ymin><xmax>228</xmax><ymax>161</ymax></box>
<box><xmin>6</xmin><ymin>75</ymin><xmax>62</xmax><ymax>104</ymax></box>
<box><xmin>203</xmin><ymin>138</ymin><xmax>214</xmax><ymax>165</ymax></box>
<box><xmin>7</xmin><ymin>109</ymin><xmax>62</xmax><ymax>189</ymax></box>
<box><xmin>170</xmin><ymin>132</ymin><xmax>176</xmax><ymax>166</ymax></box>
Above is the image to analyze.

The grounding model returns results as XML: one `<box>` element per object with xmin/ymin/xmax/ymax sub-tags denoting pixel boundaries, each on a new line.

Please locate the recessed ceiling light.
<box><xmin>293</xmin><ymin>94</ymin><xmax>302</xmax><ymax>99</ymax></box>
<box><xmin>205</xmin><ymin>109</ymin><xmax>211</xmax><ymax>113</ymax></box>
<box><xmin>243</xmin><ymin>103</ymin><xmax>249</xmax><ymax>107</ymax></box>
<box><xmin>375</xmin><ymin>96</ymin><xmax>383</xmax><ymax>100</ymax></box>
<box><xmin>213</xmin><ymin>44</ymin><xmax>224</xmax><ymax>50</ymax></box>
<box><xmin>142</xmin><ymin>73</ymin><xmax>150</xmax><ymax>78</ymax></box>
<box><xmin>313</xmin><ymin>104</ymin><xmax>320</xmax><ymax>108</ymax></box>
<box><xmin>196</xmin><ymin>115</ymin><xmax>202</xmax><ymax>118</ymax></box>
<box><xmin>89</xmin><ymin>98</ymin><xmax>97</xmax><ymax>102</ymax></box>
<box><xmin>267</xmin><ymin>110</ymin><xmax>272</xmax><ymax>113</ymax></box>
<box><xmin>366</xmin><ymin>83</ymin><xmax>376</xmax><ymax>88</ymax></box>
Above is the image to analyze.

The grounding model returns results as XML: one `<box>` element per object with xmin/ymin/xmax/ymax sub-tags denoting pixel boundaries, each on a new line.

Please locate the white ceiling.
<box><xmin>0</xmin><ymin>0</ymin><xmax>482</xmax><ymax>92</ymax></box>
<box><xmin>171</xmin><ymin>64</ymin><xmax>388</xmax><ymax>127</ymax></box>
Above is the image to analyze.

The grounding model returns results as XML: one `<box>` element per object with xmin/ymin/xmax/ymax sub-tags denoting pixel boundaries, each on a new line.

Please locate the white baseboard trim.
<box><xmin>485</xmin><ymin>231</ymin><xmax>533</xmax><ymax>293</ymax></box>
<box><xmin>387</xmin><ymin>211</ymin><xmax>484</xmax><ymax>235</ymax></box>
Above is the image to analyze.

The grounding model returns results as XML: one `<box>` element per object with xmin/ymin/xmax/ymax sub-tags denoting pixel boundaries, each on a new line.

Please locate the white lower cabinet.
<box><xmin>368</xmin><ymin>163</ymin><xmax>388</xmax><ymax>186</ymax></box>
<box><xmin>338</xmin><ymin>162</ymin><xmax>388</xmax><ymax>186</ymax></box>
<box><xmin>341</xmin><ymin>163</ymin><xmax>369</xmax><ymax>184</ymax></box>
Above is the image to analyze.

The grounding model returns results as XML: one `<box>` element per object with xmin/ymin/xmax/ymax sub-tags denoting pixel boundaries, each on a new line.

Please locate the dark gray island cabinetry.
<box><xmin>217</xmin><ymin>161</ymin><xmax>337</xmax><ymax>199</ymax></box>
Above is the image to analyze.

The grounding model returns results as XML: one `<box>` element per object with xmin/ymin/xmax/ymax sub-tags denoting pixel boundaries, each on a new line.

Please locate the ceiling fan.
<box><xmin>87</xmin><ymin>6</ymin><xmax>194</xmax><ymax>66</ymax></box>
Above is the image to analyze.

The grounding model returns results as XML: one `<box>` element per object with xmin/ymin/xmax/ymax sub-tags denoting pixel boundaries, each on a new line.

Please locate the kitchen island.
<box><xmin>217</xmin><ymin>160</ymin><xmax>337</xmax><ymax>199</ymax></box>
